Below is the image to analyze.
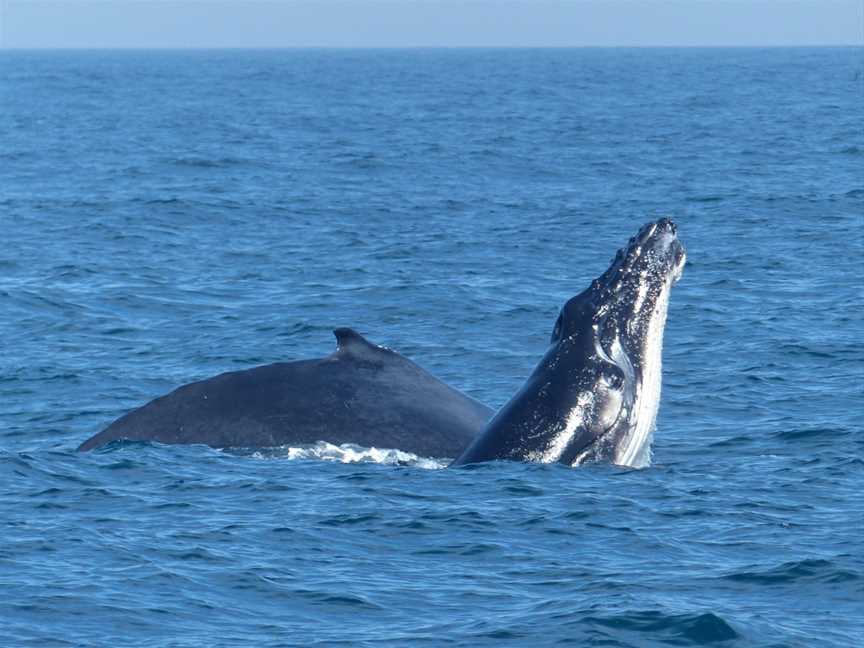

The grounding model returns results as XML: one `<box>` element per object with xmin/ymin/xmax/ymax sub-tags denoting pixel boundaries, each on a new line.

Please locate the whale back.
<box><xmin>78</xmin><ymin>329</ymin><xmax>492</xmax><ymax>457</ymax></box>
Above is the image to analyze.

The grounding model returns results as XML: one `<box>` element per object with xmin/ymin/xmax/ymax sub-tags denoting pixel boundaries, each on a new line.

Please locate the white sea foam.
<box><xmin>247</xmin><ymin>441</ymin><xmax>448</xmax><ymax>470</ymax></box>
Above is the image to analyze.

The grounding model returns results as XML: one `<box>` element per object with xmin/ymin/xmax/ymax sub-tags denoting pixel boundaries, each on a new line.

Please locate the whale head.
<box><xmin>550</xmin><ymin>218</ymin><xmax>686</xmax><ymax>467</ymax></box>
<box><xmin>451</xmin><ymin>218</ymin><xmax>685</xmax><ymax>469</ymax></box>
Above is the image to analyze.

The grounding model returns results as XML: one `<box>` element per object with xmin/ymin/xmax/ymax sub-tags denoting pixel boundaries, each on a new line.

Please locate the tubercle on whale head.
<box><xmin>550</xmin><ymin>218</ymin><xmax>685</xmax><ymax>348</ymax></box>
<box><xmin>598</xmin><ymin>218</ymin><xmax>683</xmax><ymax>290</ymax></box>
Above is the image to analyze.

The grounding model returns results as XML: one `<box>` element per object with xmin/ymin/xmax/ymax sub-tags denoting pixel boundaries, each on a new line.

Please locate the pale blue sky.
<box><xmin>1</xmin><ymin>1</ymin><xmax>862</xmax><ymax>49</ymax></box>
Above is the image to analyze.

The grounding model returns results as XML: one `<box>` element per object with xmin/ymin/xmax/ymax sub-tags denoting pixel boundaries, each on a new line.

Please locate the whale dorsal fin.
<box><xmin>333</xmin><ymin>328</ymin><xmax>386</xmax><ymax>358</ymax></box>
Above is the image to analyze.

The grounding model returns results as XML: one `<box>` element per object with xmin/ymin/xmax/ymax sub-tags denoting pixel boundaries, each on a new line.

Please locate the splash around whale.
<box><xmin>79</xmin><ymin>219</ymin><xmax>684</xmax><ymax>469</ymax></box>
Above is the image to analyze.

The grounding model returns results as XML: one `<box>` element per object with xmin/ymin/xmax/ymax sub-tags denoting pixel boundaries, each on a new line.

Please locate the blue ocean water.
<box><xmin>1</xmin><ymin>47</ymin><xmax>862</xmax><ymax>646</ymax></box>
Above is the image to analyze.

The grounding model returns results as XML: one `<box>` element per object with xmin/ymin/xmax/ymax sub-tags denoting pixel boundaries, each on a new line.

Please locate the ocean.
<box><xmin>1</xmin><ymin>47</ymin><xmax>862</xmax><ymax>646</ymax></box>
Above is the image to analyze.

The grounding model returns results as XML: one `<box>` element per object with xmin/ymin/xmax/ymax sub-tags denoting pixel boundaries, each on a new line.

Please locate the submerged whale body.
<box><xmin>453</xmin><ymin>218</ymin><xmax>686</xmax><ymax>468</ymax></box>
<box><xmin>78</xmin><ymin>328</ymin><xmax>493</xmax><ymax>456</ymax></box>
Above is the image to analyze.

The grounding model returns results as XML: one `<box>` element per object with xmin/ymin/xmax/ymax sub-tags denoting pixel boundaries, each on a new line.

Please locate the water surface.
<box><xmin>1</xmin><ymin>48</ymin><xmax>862</xmax><ymax>647</ymax></box>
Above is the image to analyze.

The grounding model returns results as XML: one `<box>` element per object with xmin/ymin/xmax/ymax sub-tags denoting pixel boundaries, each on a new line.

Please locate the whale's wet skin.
<box><xmin>77</xmin><ymin>328</ymin><xmax>492</xmax><ymax>457</ymax></box>
<box><xmin>453</xmin><ymin>218</ymin><xmax>685</xmax><ymax>468</ymax></box>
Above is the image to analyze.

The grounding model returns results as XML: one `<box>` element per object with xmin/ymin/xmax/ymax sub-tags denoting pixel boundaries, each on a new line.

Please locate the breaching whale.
<box><xmin>452</xmin><ymin>218</ymin><xmax>685</xmax><ymax>468</ymax></box>
<box><xmin>78</xmin><ymin>328</ymin><xmax>493</xmax><ymax>456</ymax></box>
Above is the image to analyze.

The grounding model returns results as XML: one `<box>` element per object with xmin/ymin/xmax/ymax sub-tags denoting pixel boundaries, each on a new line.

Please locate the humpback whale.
<box><xmin>78</xmin><ymin>328</ymin><xmax>493</xmax><ymax>456</ymax></box>
<box><xmin>80</xmin><ymin>219</ymin><xmax>684</xmax><ymax>467</ymax></box>
<box><xmin>452</xmin><ymin>218</ymin><xmax>685</xmax><ymax>468</ymax></box>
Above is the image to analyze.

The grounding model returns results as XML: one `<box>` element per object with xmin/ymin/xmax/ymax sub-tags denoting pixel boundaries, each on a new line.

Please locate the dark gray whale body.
<box><xmin>78</xmin><ymin>328</ymin><xmax>493</xmax><ymax>456</ymax></box>
<box><xmin>453</xmin><ymin>218</ymin><xmax>685</xmax><ymax>468</ymax></box>
<box><xmin>80</xmin><ymin>219</ymin><xmax>684</xmax><ymax>468</ymax></box>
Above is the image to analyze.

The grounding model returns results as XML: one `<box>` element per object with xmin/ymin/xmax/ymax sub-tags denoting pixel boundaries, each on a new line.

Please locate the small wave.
<box><xmin>724</xmin><ymin>558</ymin><xmax>860</xmax><ymax>585</ymax></box>
<box><xmin>244</xmin><ymin>441</ymin><xmax>448</xmax><ymax>469</ymax></box>
<box><xmin>777</xmin><ymin>342</ymin><xmax>837</xmax><ymax>359</ymax></box>
<box><xmin>584</xmin><ymin>609</ymin><xmax>739</xmax><ymax>643</ymax></box>
<box><xmin>688</xmin><ymin>194</ymin><xmax>726</xmax><ymax>203</ymax></box>
<box><xmin>170</xmin><ymin>156</ymin><xmax>254</xmax><ymax>168</ymax></box>
<box><xmin>773</xmin><ymin>426</ymin><xmax>851</xmax><ymax>441</ymax></box>
<box><xmin>708</xmin><ymin>434</ymin><xmax>755</xmax><ymax>448</ymax></box>
<box><xmin>319</xmin><ymin>512</ymin><xmax>380</xmax><ymax>527</ymax></box>
<box><xmin>838</xmin><ymin>146</ymin><xmax>862</xmax><ymax>155</ymax></box>
<box><xmin>293</xmin><ymin>588</ymin><xmax>383</xmax><ymax>610</ymax></box>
